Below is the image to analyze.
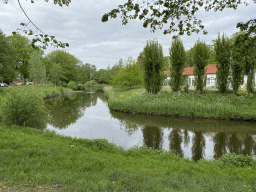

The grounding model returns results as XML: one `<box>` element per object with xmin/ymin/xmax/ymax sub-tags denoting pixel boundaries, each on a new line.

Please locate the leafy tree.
<box><xmin>84</xmin><ymin>63</ymin><xmax>97</xmax><ymax>81</ymax></box>
<box><xmin>29</xmin><ymin>51</ymin><xmax>46</xmax><ymax>84</ymax></box>
<box><xmin>45</xmin><ymin>50</ymin><xmax>80</xmax><ymax>83</ymax></box>
<box><xmin>49</xmin><ymin>62</ymin><xmax>63</xmax><ymax>88</ymax></box>
<box><xmin>193</xmin><ymin>39</ymin><xmax>209</xmax><ymax>92</ymax></box>
<box><xmin>77</xmin><ymin>64</ymin><xmax>88</xmax><ymax>84</ymax></box>
<box><xmin>96</xmin><ymin>69</ymin><xmax>109</xmax><ymax>84</ymax></box>
<box><xmin>103</xmin><ymin>1</ymin><xmax>255</xmax><ymax>40</ymax></box>
<box><xmin>162</xmin><ymin>56</ymin><xmax>171</xmax><ymax>71</ymax></box>
<box><xmin>169</xmin><ymin>36</ymin><xmax>186</xmax><ymax>92</ymax></box>
<box><xmin>213</xmin><ymin>32</ymin><xmax>231</xmax><ymax>93</ymax></box>
<box><xmin>185</xmin><ymin>47</ymin><xmax>195</xmax><ymax>67</ymax></box>
<box><xmin>142</xmin><ymin>39</ymin><xmax>163</xmax><ymax>94</ymax></box>
<box><xmin>110</xmin><ymin>58</ymin><xmax>143</xmax><ymax>89</ymax></box>
<box><xmin>230</xmin><ymin>31</ymin><xmax>256</xmax><ymax>93</ymax></box>
<box><xmin>0</xmin><ymin>29</ymin><xmax>17</xmax><ymax>83</ymax></box>
<box><xmin>6</xmin><ymin>33</ymin><xmax>35</xmax><ymax>84</ymax></box>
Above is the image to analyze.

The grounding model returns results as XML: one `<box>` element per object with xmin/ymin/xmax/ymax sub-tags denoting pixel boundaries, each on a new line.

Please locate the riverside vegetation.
<box><xmin>104</xmin><ymin>86</ymin><xmax>256</xmax><ymax>121</ymax></box>
<box><xmin>1</xmin><ymin>123</ymin><xmax>256</xmax><ymax>191</ymax></box>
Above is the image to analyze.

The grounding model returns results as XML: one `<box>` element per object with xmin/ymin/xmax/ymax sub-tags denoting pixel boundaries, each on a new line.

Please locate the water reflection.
<box><xmin>169</xmin><ymin>129</ymin><xmax>183</xmax><ymax>158</ymax></box>
<box><xmin>192</xmin><ymin>131</ymin><xmax>206</xmax><ymax>161</ymax></box>
<box><xmin>142</xmin><ymin>125</ymin><xmax>163</xmax><ymax>150</ymax></box>
<box><xmin>46</xmin><ymin>88</ymin><xmax>256</xmax><ymax>161</ymax></box>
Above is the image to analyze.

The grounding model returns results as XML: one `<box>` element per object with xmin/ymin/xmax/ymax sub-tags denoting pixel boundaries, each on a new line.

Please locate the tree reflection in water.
<box><xmin>46</xmin><ymin>92</ymin><xmax>97</xmax><ymax>129</ymax></box>
<box><xmin>169</xmin><ymin>129</ymin><xmax>184</xmax><ymax>158</ymax></box>
<box><xmin>192</xmin><ymin>131</ymin><xmax>206</xmax><ymax>162</ymax></box>
<box><xmin>142</xmin><ymin>125</ymin><xmax>163</xmax><ymax>150</ymax></box>
<box><xmin>213</xmin><ymin>132</ymin><xmax>227</xmax><ymax>159</ymax></box>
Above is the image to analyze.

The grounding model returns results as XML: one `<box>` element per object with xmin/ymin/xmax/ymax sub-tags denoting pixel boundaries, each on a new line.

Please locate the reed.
<box><xmin>104</xmin><ymin>86</ymin><xmax>256</xmax><ymax>120</ymax></box>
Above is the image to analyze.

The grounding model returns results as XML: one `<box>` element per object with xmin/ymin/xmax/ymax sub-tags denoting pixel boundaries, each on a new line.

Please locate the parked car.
<box><xmin>26</xmin><ymin>82</ymin><xmax>33</xmax><ymax>85</ymax></box>
<box><xmin>0</xmin><ymin>83</ymin><xmax>9</xmax><ymax>87</ymax></box>
<box><xmin>16</xmin><ymin>83</ymin><xmax>23</xmax><ymax>86</ymax></box>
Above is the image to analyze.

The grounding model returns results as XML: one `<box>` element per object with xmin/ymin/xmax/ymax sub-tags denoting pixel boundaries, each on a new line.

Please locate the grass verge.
<box><xmin>1</xmin><ymin>123</ymin><xmax>256</xmax><ymax>191</ymax></box>
<box><xmin>104</xmin><ymin>86</ymin><xmax>256</xmax><ymax>121</ymax></box>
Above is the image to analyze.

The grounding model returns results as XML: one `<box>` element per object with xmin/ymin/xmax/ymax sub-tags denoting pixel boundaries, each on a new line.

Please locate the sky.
<box><xmin>1</xmin><ymin>0</ymin><xmax>256</xmax><ymax>70</ymax></box>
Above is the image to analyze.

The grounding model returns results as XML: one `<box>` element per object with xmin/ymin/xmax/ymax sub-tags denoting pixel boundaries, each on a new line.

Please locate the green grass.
<box><xmin>1</xmin><ymin>123</ymin><xmax>256</xmax><ymax>191</ymax></box>
<box><xmin>104</xmin><ymin>86</ymin><xmax>256</xmax><ymax>121</ymax></box>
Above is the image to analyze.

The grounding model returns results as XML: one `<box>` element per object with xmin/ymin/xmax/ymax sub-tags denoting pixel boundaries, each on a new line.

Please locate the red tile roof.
<box><xmin>163</xmin><ymin>64</ymin><xmax>217</xmax><ymax>77</ymax></box>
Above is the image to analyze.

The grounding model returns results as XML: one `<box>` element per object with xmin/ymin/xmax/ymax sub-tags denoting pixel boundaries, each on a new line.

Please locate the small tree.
<box><xmin>193</xmin><ymin>40</ymin><xmax>209</xmax><ymax>92</ymax></box>
<box><xmin>169</xmin><ymin>36</ymin><xmax>186</xmax><ymax>92</ymax></box>
<box><xmin>49</xmin><ymin>62</ymin><xmax>63</xmax><ymax>88</ymax></box>
<box><xmin>142</xmin><ymin>39</ymin><xmax>163</xmax><ymax>94</ymax></box>
<box><xmin>110</xmin><ymin>57</ymin><xmax>143</xmax><ymax>89</ymax></box>
<box><xmin>29</xmin><ymin>51</ymin><xmax>46</xmax><ymax>85</ymax></box>
<box><xmin>213</xmin><ymin>32</ymin><xmax>231</xmax><ymax>93</ymax></box>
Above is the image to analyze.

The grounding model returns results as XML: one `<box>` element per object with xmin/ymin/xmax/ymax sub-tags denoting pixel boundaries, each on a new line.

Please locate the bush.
<box><xmin>0</xmin><ymin>86</ymin><xmax>48</xmax><ymax>129</ymax></box>
<box><xmin>85</xmin><ymin>80</ymin><xmax>98</xmax><ymax>87</ymax></box>
<box><xmin>218</xmin><ymin>153</ymin><xmax>256</xmax><ymax>167</ymax></box>
<box><xmin>67</xmin><ymin>81</ymin><xmax>78</xmax><ymax>90</ymax></box>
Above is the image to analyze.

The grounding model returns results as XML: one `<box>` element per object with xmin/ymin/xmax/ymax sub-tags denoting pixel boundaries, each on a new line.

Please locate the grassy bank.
<box><xmin>1</xmin><ymin>123</ymin><xmax>256</xmax><ymax>191</ymax></box>
<box><xmin>104</xmin><ymin>86</ymin><xmax>256</xmax><ymax>121</ymax></box>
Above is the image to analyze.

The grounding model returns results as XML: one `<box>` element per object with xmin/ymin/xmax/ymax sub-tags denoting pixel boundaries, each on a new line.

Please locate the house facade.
<box><xmin>163</xmin><ymin>64</ymin><xmax>256</xmax><ymax>88</ymax></box>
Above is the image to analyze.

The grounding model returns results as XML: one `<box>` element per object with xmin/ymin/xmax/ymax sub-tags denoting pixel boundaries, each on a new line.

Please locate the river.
<box><xmin>45</xmin><ymin>87</ymin><xmax>256</xmax><ymax>161</ymax></box>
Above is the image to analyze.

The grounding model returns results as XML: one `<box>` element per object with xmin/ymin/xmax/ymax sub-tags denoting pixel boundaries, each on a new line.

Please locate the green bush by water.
<box><xmin>0</xmin><ymin>86</ymin><xmax>48</xmax><ymax>129</ymax></box>
<box><xmin>67</xmin><ymin>80</ymin><xmax>78</xmax><ymax>90</ymax></box>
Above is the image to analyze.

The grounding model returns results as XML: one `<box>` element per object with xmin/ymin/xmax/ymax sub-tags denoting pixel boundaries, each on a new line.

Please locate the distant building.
<box><xmin>163</xmin><ymin>64</ymin><xmax>256</xmax><ymax>88</ymax></box>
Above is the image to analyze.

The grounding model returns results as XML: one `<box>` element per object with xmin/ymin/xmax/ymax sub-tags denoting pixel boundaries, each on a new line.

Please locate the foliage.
<box><xmin>213</xmin><ymin>32</ymin><xmax>231</xmax><ymax>93</ymax></box>
<box><xmin>142</xmin><ymin>39</ymin><xmax>163</xmax><ymax>94</ymax></box>
<box><xmin>169</xmin><ymin>36</ymin><xmax>186</xmax><ymax>92</ymax></box>
<box><xmin>98</xmin><ymin>69</ymin><xmax>109</xmax><ymax>84</ymax></box>
<box><xmin>218</xmin><ymin>153</ymin><xmax>256</xmax><ymax>167</ymax></box>
<box><xmin>45</xmin><ymin>50</ymin><xmax>80</xmax><ymax>83</ymax></box>
<box><xmin>6</xmin><ymin>33</ymin><xmax>35</xmax><ymax>83</ymax></box>
<box><xmin>107</xmin><ymin>58</ymin><xmax>125</xmax><ymax>83</ymax></box>
<box><xmin>103</xmin><ymin>0</ymin><xmax>254</xmax><ymax>39</ymax></box>
<box><xmin>193</xmin><ymin>40</ymin><xmax>209</xmax><ymax>92</ymax></box>
<box><xmin>67</xmin><ymin>80</ymin><xmax>77</xmax><ymax>90</ymax></box>
<box><xmin>85</xmin><ymin>80</ymin><xmax>98</xmax><ymax>87</ymax></box>
<box><xmin>110</xmin><ymin>58</ymin><xmax>143</xmax><ymax>90</ymax></box>
<box><xmin>29</xmin><ymin>51</ymin><xmax>46</xmax><ymax>84</ymax></box>
<box><xmin>0</xmin><ymin>86</ymin><xmax>48</xmax><ymax>129</ymax></box>
<box><xmin>0</xmin><ymin>29</ymin><xmax>17</xmax><ymax>82</ymax></box>
<box><xmin>162</xmin><ymin>56</ymin><xmax>171</xmax><ymax>71</ymax></box>
<box><xmin>49</xmin><ymin>62</ymin><xmax>63</xmax><ymax>87</ymax></box>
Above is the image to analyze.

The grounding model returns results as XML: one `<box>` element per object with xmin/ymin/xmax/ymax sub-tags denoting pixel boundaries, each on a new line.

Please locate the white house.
<box><xmin>163</xmin><ymin>64</ymin><xmax>256</xmax><ymax>89</ymax></box>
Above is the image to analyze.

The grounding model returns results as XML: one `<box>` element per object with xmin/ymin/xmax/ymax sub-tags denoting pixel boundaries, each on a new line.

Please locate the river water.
<box><xmin>45</xmin><ymin>88</ymin><xmax>256</xmax><ymax>161</ymax></box>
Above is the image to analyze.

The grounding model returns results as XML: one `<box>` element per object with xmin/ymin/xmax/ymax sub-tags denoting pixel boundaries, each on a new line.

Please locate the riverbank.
<box><xmin>1</xmin><ymin>123</ymin><xmax>256</xmax><ymax>191</ymax></box>
<box><xmin>104</xmin><ymin>86</ymin><xmax>256</xmax><ymax>121</ymax></box>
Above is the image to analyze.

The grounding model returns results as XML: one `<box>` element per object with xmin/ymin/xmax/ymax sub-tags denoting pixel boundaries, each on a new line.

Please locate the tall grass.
<box><xmin>104</xmin><ymin>86</ymin><xmax>256</xmax><ymax>120</ymax></box>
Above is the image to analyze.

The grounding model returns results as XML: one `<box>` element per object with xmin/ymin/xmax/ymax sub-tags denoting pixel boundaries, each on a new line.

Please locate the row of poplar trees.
<box><xmin>137</xmin><ymin>31</ymin><xmax>255</xmax><ymax>95</ymax></box>
<box><xmin>168</xmin><ymin>32</ymin><xmax>255</xmax><ymax>94</ymax></box>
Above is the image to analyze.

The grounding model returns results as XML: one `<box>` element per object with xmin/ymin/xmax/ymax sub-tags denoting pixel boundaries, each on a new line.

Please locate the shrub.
<box><xmin>85</xmin><ymin>80</ymin><xmax>98</xmax><ymax>87</ymax></box>
<box><xmin>218</xmin><ymin>153</ymin><xmax>256</xmax><ymax>167</ymax></box>
<box><xmin>67</xmin><ymin>81</ymin><xmax>78</xmax><ymax>90</ymax></box>
<box><xmin>0</xmin><ymin>86</ymin><xmax>48</xmax><ymax>129</ymax></box>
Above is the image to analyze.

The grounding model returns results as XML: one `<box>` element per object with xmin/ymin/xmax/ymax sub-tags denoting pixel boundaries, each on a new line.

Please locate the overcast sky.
<box><xmin>1</xmin><ymin>0</ymin><xmax>256</xmax><ymax>70</ymax></box>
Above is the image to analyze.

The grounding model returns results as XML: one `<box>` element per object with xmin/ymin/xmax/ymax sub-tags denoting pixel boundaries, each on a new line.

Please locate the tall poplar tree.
<box><xmin>213</xmin><ymin>32</ymin><xmax>231</xmax><ymax>93</ymax></box>
<box><xmin>142</xmin><ymin>39</ymin><xmax>163</xmax><ymax>94</ymax></box>
<box><xmin>193</xmin><ymin>40</ymin><xmax>209</xmax><ymax>92</ymax></box>
<box><xmin>169</xmin><ymin>36</ymin><xmax>186</xmax><ymax>92</ymax></box>
<box><xmin>29</xmin><ymin>51</ymin><xmax>46</xmax><ymax>85</ymax></box>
